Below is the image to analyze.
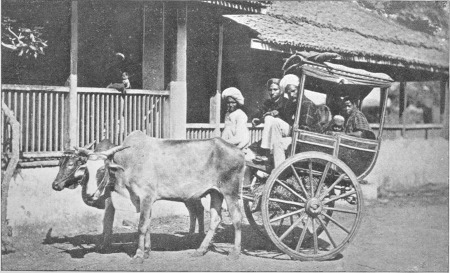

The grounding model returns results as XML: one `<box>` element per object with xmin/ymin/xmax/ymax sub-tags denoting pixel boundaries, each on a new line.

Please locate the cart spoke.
<box><xmin>268</xmin><ymin>198</ymin><xmax>305</xmax><ymax>208</ymax></box>
<box><xmin>319</xmin><ymin>174</ymin><xmax>346</xmax><ymax>200</ymax></box>
<box><xmin>295</xmin><ymin>216</ymin><xmax>311</xmax><ymax>252</ymax></box>
<box><xmin>312</xmin><ymin>217</ymin><xmax>318</xmax><ymax>254</ymax></box>
<box><xmin>323</xmin><ymin>206</ymin><xmax>358</xmax><ymax>214</ymax></box>
<box><xmin>315</xmin><ymin>162</ymin><xmax>331</xmax><ymax>197</ymax></box>
<box><xmin>322</xmin><ymin>212</ymin><xmax>350</xmax><ymax>234</ymax></box>
<box><xmin>323</xmin><ymin>190</ymin><xmax>356</xmax><ymax>205</ymax></box>
<box><xmin>290</xmin><ymin>215</ymin><xmax>295</xmax><ymax>239</ymax></box>
<box><xmin>279</xmin><ymin>213</ymin><xmax>306</xmax><ymax>241</ymax></box>
<box><xmin>275</xmin><ymin>179</ymin><xmax>307</xmax><ymax>203</ymax></box>
<box><xmin>277</xmin><ymin>217</ymin><xmax>285</xmax><ymax>234</ymax></box>
<box><xmin>309</xmin><ymin>160</ymin><xmax>314</xmax><ymax>197</ymax></box>
<box><xmin>317</xmin><ymin>216</ymin><xmax>337</xmax><ymax>248</ymax></box>
<box><xmin>290</xmin><ymin>165</ymin><xmax>310</xmax><ymax>199</ymax></box>
<box><xmin>270</xmin><ymin>208</ymin><xmax>305</xmax><ymax>223</ymax></box>
<box><xmin>242</xmin><ymin>194</ymin><xmax>254</xmax><ymax>201</ymax></box>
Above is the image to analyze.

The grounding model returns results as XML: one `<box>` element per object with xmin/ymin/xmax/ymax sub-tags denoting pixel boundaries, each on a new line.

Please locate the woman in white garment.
<box><xmin>221</xmin><ymin>87</ymin><xmax>250</xmax><ymax>150</ymax></box>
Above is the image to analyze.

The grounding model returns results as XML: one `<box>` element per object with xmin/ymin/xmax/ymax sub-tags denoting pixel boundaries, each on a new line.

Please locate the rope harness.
<box><xmin>92</xmin><ymin>164</ymin><xmax>111</xmax><ymax>198</ymax></box>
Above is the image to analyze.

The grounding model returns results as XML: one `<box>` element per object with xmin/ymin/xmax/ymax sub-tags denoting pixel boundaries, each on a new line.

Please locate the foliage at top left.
<box><xmin>1</xmin><ymin>17</ymin><xmax>48</xmax><ymax>59</ymax></box>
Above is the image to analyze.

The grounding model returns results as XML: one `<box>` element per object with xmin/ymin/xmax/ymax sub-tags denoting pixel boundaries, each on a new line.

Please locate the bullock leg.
<box><xmin>99</xmin><ymin>197</ymin><xmax>115</xmax><ymax>251</ymax></box>
<box><xmin>185</xmin><ymin>200</ymin><xmax>197</xmax><ymax>234</ymax></box>
<box><xmin>192</xmin><ymin>191</ymin><xmax>223</xmax><ymax>257</ymax></box>
<box><xmin>195</xmin><ymin>199</ymin><xmax>205</xmax><ymax>234</ymax></box>
<box><xmin>223</xmin><ymin>194</ymin><xmax>242</xmax><ymax>260</ymax></box>
<box><xmin>132</xmin><ymin>196</ymin><xmax>154</xmax><ymax>263</ymax></box>
<box><xmin>185</xmin><ymin>200</ymin><xmax>205</xmax><ymax>234</ymax></box>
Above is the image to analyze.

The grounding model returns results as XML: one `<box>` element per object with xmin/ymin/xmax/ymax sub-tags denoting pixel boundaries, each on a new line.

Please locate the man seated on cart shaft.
<box><xmin>342</xmin><ymin>96</ymin><xmax>373</xmax><ymax>138</ymax></box>
<box><xmin>253</xmin><ymin>74</ymin><xmax>322</xmax><ymax>167</ymax></box>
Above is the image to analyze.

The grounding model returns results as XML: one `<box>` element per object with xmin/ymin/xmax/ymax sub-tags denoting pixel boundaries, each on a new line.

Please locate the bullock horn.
<box><xmin>73</xmin><ymin>146</ymin><xmax>93</xmax><ymax>156</ymax></box>
<box><xmin>83</xmin><ymin>140</ymin><xmax>96</xmax><ymax>150</ymax></box>
<box><xmin>101</xmin><ymin>146</ymin><xmax>130</xmax><ymax>157</ymax></box>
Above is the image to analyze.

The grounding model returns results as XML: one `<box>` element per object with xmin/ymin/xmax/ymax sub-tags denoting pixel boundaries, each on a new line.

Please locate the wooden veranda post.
<box><xmin>1</xmin><ymin>103</ymin><xmax>20</xmax><ymax>252</ymax></box>
<box><xmin>66</xmin><ymin>0</ymin><xmax>79</xmax><ymax>148</ymax></box>
<box><xmin>143</xmin><ymin>2</ymin><xmax>165</xmax><ymax>90</ymax></box>
<box><xmin>169</xmin><ymin>3</ymin><xmax>187</xmax><ymax>139</ymax></box>
<box><xmin>399</xmin><ymin>81</ymin><xmax>407</xmax><ymax>137</ymax></box>
<box><xmin>210</xmin><ymin>23</ymin><xmax>223</xmax><ymax>137</ymax></box>
<box><xmin>441</xmin><ymin>78</ymin><xmax>449</xmax><ymax>139</ymax></box>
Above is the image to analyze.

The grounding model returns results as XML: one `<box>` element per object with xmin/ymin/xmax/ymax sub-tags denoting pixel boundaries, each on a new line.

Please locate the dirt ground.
<box><xmin>1</xmin><ymin>184</ymin><xmax>448</xmax><ymax>272</ymax></box>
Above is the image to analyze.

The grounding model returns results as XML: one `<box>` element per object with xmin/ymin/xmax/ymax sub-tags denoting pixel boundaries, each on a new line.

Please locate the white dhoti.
<box><xmin>260</xmin><ymin>115</ymin><xmax>291</xmax><ymax>167</ymax></box>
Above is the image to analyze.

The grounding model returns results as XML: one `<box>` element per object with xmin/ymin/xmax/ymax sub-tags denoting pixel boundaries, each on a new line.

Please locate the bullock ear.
<box><xmin>74</xmin><ymin>165</ymin><xmax>86</xmax><ymax>178</ymax></box>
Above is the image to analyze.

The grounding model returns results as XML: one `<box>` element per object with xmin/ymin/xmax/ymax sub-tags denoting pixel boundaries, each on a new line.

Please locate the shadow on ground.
<box><xmin>39</xmin><ymin>223</ymin><xmax>299</xmax><ymax>259</ymax></box>
<box><xmin>42</xmin><ymin>228</ymin><xmax>208</xmax><ymax>258</ymax></box>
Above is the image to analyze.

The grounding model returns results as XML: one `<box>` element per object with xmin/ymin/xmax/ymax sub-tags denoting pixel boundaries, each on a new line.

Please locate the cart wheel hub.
<box><xmin>306</xmin><ymin>198</ymin><xmax>323</xmax><ymax>216</ymax></box>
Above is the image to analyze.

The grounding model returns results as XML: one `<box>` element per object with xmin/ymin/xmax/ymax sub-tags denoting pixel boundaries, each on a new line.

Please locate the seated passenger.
<box><xmin>251</xmin><ymin>78</ymin><xmax>291</xmax><ymax>163</ymax></box>
<box><xmin>324</xmin><ymin>115</ymin><xmax>345</xmax><ymax>134</ymax></box>
<box><xmin>341</xmin><ymin>96</ymin><xmax>373</xmax><ymax>138</ymax></box>
<box><xmin>283</xmin><ymin>78</ymin><xmax>323</xmax><ymax>133</ymax></box>
<box><xmin>221</xmin><ymin>87</ymin><xmax>250</xmax><ymax>150</ymax></box>
<box><xmin>253</xmin><ymin>75</ymin><xmax>323</xmax><ymax>167</ymax></box>
<box><xmin>251</xmin><ymin>78</ymin><xmax>291</xmax><ymax>127</ymax></box>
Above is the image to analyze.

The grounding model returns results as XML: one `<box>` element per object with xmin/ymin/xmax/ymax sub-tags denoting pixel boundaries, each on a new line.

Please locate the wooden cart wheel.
<box><xmin>261</xmin><ymin>151</ymin><xmax>363</xmax><ymax>261</ymax></box>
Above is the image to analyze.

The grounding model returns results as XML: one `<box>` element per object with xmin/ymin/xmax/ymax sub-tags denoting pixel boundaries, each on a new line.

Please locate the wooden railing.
<box><xmin>2</xmin><ymin>85</ymin><xmax>67</xmax><ymax>153</ymax></box>
<box><xmin>77</xmin><ymin>87</ymin><xmax>169</xmax><ymax>146</ymax></box>
<box><xmin>186</xmin><ymin>123</ymin><xmax>264</xmax><ymax>143</ymax></box>
<box><xmin>0</xmin><ymin>84</ymin><xmax>444</xmax><ymax>163</ymax></box>
<box><xmin>1</xmin><ymin>85</ymin><xmax>169</xmax><ymax>156</ymax></box>
<box><xmin>370</xmin><ymin>123</ymin><xmax>443</xmax><ymax>140</ymax></box>
<box><xmin>185</xmin><ymin>123</ymin><xmax>444</xmax><ymax>142</ymax></box>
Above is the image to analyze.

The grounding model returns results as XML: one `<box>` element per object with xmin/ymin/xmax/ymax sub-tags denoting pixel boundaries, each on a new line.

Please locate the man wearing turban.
<box><xmin>221</xmin><ymin>87</ymin><xmax>250</xmax><ymax>149</ymax></box>
<box><xmin>254</xmin><ymin>75</ymin><xmax>322</xmax><ymax>167</ymax></box>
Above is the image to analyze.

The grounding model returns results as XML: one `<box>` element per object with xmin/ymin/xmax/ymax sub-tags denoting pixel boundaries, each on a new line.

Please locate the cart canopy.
<box><xmin>301</xmin><ymin>62</ymin><xmax>394</xmax><ymax>88</ymax></box>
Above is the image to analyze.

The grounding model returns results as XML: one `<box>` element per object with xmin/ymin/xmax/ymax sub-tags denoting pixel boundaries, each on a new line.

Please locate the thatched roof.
<box><xmin>223</xmin><ymin>1</ymin><xmax>449</xmax><ymax>72</ymax></box>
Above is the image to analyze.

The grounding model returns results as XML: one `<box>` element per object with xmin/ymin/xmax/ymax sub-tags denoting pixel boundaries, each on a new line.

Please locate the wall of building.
<box><xmin>222</xmin><ymin>20</ymin><xmax>286</xmax><ymax>121</ymax></box>
<box><xmin>186</xmin><ymin>3</ymin><xmax>221</xmax><ymax>123</ymax></box>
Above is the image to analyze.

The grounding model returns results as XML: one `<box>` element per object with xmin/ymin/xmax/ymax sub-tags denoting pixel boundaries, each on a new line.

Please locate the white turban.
<box><xmin>279</xmin><ymin>74</ymin><xmax>300</xmax><ymax>93</ymax></box>
<box><xmin>333</xmin><ymin>115</ymin><xmax>345</xmax><ymax>126</ymax></box>
<box><xmin>222</xmin><ymin>87</ymin><xmax>244</xmax><ymax>105</ymax></box>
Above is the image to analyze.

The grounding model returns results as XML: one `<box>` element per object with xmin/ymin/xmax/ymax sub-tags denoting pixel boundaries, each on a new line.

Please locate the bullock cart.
<box><xmin>243</xmin><ymin>55</ymin><xmax>393</xmax><ymax>261</ymax></box>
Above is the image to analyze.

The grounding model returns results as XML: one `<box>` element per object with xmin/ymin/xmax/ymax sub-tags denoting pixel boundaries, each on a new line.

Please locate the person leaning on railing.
<box><xmin>106</xmin><ymin>52</ymin><xmax>130</xmax><ymax>93</ymax></box>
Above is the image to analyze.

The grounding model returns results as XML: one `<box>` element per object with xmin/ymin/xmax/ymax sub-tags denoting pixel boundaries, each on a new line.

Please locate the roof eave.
<box><xmin>250</xmin><ymin>39</ymin><xmax>449</xmax><ymax>75</ymax></box>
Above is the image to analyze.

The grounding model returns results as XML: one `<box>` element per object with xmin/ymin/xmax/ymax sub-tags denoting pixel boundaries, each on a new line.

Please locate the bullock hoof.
<box><xmin>131</xmin><ymin>257</ymin><xmax>144</xmax><ymax>264</ymax></box>
<box><xmin>131</xmin><ymin>249</ymin><xmax>145</xmax><ymax>263</ymax></box>
<box><xmin>227</xmin><ymin>251</ymin><xmax>240</xmax><ymax>260</ymax></box>
<box><xmin>191</xmin><ymin>250</ymin><xmax>206</xmax><ymax>257</ymax></box>
<box><xmin>143</xmin><ymin>252</ymin><xmax>150</xmax><ymax>259</ymax></box>
<box><xmin>131</xmin><ymin>256</ymin><xmax>144</xmax><ymax>264</ymax></box>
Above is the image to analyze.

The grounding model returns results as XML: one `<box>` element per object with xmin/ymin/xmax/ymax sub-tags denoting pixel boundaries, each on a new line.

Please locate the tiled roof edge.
<box><xmin>261</xmin><ymin>39</ymin><xmax>449</xmax><ymax>70</ymax></box>
<box><xmin>269</xmin><ymin>14</ymin><xmax>447</xmax><ymax>52</ymax></box>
